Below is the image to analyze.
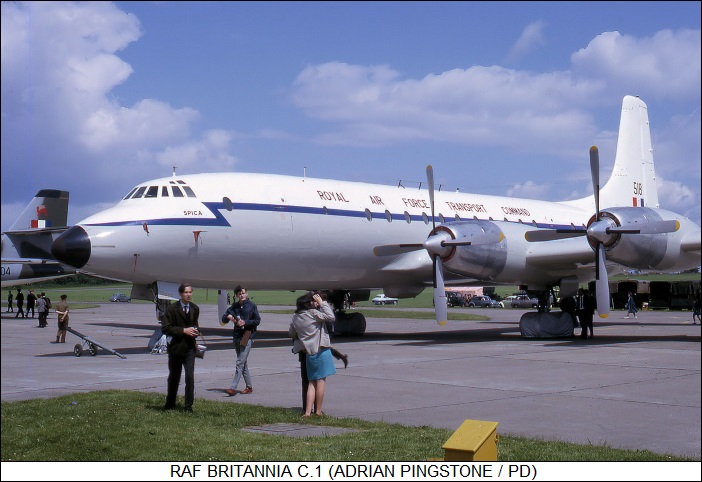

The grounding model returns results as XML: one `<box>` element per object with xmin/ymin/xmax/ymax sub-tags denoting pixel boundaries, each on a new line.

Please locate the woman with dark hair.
<box><xmin>289</xmin><ymin>292</ymin><xmax>336</xmax><ymax>417</ymax></box>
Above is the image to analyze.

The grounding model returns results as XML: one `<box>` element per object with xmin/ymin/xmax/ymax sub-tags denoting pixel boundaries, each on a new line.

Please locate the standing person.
<box><xmin>14</xmin><ymin>288</ymin><xmax>25</xmax><ymax>318</ymax></box>
<box><xmin>222</xmin><ymin>285</ymin><xmax>260</xmax><ymax>396</ymax></box>
<box><xmin>290</xmin><ymin>292</ymin><xmax>337</xmax><ymax>417</ymax></box>
<box><xmin>54</xmin><ymin>294</ymin><xmax>69</xmax><ymax>343</ymax></box>
<box><xmin>576</xmin><ymin>288</ymin><xmax>595</xmax><ymax>339</ymax></box>
<box><xmin>161</xmin><ymin>283</ymin><xmax>200</xmax><ymax>413</ymax></box>
<box><xmin>26</xmin><ymin>290</ymin><xmax>37</xmax><ymax>318</ymax></box>
<box><xmin>625</xmin><ymin>292</ymin><xmax>638</xmax><ymax>319</ymax></box>
<box><xmin>692</xmin><ymin>293</ymin><xmax>701</xmax><ymax>324</ymax></box>
<box><xmin>6</xmin><ymin>290</ymin><xmax>13</xmax><ymax>312</ymax></box>
<box><xmin>35</xmin><ymin>293</ymin><xmax>47</xmax><ymax>328</ymax></box>
<box><xmin>559</xmin><ymin>294</ymin><xmax>578</xmax><ymax>329</ymax></box>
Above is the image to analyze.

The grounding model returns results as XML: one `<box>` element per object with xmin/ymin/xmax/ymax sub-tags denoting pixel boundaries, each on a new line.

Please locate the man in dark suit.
<box><xmin>161</xmin><ymin>283</ymin><xmax>200</xmax><ymax>412</ymax></box>
<box><xmin>576</xmin><ymin>288</ymin><xmax>596</xmax><ymax>339</ymax></box>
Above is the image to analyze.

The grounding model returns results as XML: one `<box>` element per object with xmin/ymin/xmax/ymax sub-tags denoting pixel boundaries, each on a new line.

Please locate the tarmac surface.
<box><xmin>1</xmin><ymin>302</ymin><xmax>700</xmax><ymax>459</ymax></box>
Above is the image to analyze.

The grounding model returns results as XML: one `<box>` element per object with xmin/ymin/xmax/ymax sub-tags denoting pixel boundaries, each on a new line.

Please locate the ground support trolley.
<box><xmin>66</xmin><ymin>327</ymin><xmax>126</xmax><ymax>358</ymax></box>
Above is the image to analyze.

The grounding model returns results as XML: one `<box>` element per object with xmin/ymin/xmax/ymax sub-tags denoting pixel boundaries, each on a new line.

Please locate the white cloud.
<box><xmin>1</xmin><ymin>1</ymin><xmax>239</xmax><ymax>221</ymax></box>
<box><xmin>154</xmin><ymin>129</ymin><xmax>239</xmax><ymax>173</ymax></box>
<box><xmin>571</xmin><ymin>29</ymin><xmax>701</xmax><ymax>101</ymax></box>
<box><xmin>657</xmin><ymin>177</ymin><xmax>700</xmax><ymax>223</ymax></box>
<box><xmin>506</xmin><ymin>20</ymin><xmax>547</xmax><ymax>62</ymax></box>
<box><xmin>291</xmin><ymin>62</ymin><xmax>600</xmax><ymax>154</ymax></box>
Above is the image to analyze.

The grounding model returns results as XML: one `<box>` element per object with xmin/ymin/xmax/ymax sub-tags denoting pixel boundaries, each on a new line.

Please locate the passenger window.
<box><xmin>123</xmin><ymin>187</ymin><xmax>138</xmax><ymax>200</ymax></box>
<box><xmin>145</xmin><ymin>186</ymin><xmax>158</xmax><ymax>198</ymax></box>
<box><xmin>131</xmin><ymin>186</ymin><xmax>147</xmax><ymax>198</ymax></box>
<box><xmin>385</xmin><ymin>210</ymin><xmax>392</xmax><ymax>223</ymax></box>
<box><xmin>455</xmin><ymin>214</ymin><xmax>461</xmax><ymax>222</ymax></box>
<box><xmin>223</xmin><ymin>197</ymin><xmax>233</xmax><ymax>211</ymax></box>
<box><xmin>161</xmin><ymin>187</ymin><xmax>169</xmax><ymax>197</ymax></box>
<box><xmin>422</xmin><ymin>212</ymin><xmax>429</xmax><ymax>224</ymax></box>
<box><xmin>172</xmin><ymin>186</ymin><xmax>184</xmax><ymax>197</ymax></box>
<box><xmin>439</xmin><ymin>214</ymin><xmax>445</xmax><ymax>224</ymax></box>
<box><xmin>183</xmin><ymin>186</ymin><xmax>196</xmax><ymax>197</ymax></box>
<box><xmin>365</xmin><ymin>208</ymin><xmax>373</xmax><ymax>221</ymax></box>
<box><xmin>404</xmin><ymin>211</ymin><xmax>411</xmax><ymax>224</ymax></box>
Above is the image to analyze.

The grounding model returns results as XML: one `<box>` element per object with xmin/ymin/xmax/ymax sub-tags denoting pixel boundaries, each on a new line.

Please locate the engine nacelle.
<box><xmin>595</xmin><ymin>207</ymin><xmax>699</xmax><ymax>271</ymax></box>
<box><xmin>438</xmin><ymin>220</ymin><xmax>508</xmax><ymax>280</ymax></box>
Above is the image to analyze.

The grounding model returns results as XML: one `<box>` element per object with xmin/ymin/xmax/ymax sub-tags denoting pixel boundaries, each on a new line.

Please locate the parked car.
<box><xmin>510</xmin><ymin>294</ymin><xmax>539</xmax><ymax>308</ymax></box>
<box><xmin>467</xmin><ymin>295</ymin><xmax>503</xmax><ymax>308</ymax></box>
<box><xmin>372</xmin><ymin>294</ymin><xmax>398</xmax><ymax>305</ymax></box>
<box><xmin>446</xmin><ymin>291</ymin><xmax>466</xmax><ymax>307</ymax></box>
<box><xmin>110</xmin><ymin>293</ymin><xmax>131</xmax><ymax>302</ymax></box>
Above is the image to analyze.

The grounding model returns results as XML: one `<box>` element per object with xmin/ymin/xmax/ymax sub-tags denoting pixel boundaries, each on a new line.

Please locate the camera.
<box><xmin>315</xmin><ymin>291</ymin><xmax>327</xmax><ymax>301</ymax></box>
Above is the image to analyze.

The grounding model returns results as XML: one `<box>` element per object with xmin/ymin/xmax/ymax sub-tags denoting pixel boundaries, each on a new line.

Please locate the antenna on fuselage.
<box><xmin>304</xmin><ymin>166</ymin><xmax>307</xmax><ymax>178</ymax></box>
<box><xmin>172</xmin><ymin>166</ymin><xmax>177</xmax><ymax>177</ymax></box>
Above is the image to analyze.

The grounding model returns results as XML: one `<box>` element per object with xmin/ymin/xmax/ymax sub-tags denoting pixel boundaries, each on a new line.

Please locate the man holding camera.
<box><xmin>222</xmin><ymin>285</ymin><xmax>261</xmax><ymax>396</ymax></box>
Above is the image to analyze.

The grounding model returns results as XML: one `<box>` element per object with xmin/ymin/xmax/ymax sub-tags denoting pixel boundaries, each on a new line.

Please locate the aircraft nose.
<box><xmin>52</xmin><ymin>225</ymin><xmax>91</xmax><ymax>269</ymax></box>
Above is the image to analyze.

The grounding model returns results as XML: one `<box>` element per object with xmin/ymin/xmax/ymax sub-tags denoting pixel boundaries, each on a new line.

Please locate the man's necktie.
<box><xmin>184</xmin><ymin>305</ymin><xmax>189</xmax><ymax>315</ymax></box>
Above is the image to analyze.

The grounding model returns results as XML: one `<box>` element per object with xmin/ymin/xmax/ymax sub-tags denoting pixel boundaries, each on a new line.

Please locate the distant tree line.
<box><xmin>7</xmin><ymin>274</ymin><xmax>123</xmax><ymax>290</ymax></box>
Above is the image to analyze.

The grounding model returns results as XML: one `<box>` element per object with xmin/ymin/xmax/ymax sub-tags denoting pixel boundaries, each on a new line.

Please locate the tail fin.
<box><xmin>566</xmin><ymin>96</ymin><xmax>658</xmax><ymax>212</ymax></box>
<box><xmin>8</xmin><ymin>189</ymin><xmax>70</xmax><ymax>232</ymax></box>
<box><xmin>599</xmin><ymin>95</ymin><xmax>658</xmax><ymax>210</ymax></box>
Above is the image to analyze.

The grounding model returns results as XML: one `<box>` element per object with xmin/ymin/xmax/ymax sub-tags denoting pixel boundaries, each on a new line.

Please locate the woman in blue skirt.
<box><xmin>290</xmin><ymin>292</ymin><xmax>336</xmax><ymax>417</ymax></box>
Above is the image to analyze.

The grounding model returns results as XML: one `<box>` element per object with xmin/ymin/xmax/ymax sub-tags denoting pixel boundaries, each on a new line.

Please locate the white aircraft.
<box><xmin>51</xmin><ymin>96</ymin><xmax>701</xmax><ymax>333</ymax></box>
<box><xmin>2</xmin><ymin>189</ymin><xmax>76</xmax><ymax>288</ymax></box>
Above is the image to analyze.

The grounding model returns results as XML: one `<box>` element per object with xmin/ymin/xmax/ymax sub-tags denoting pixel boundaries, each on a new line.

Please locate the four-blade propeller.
<box><xmin>373</xmin><ymin>166</ymin><xmax>474</xmax><ymax>324</ymax></box>
<box><xmin>525</xmin><ymin>146</ymin><xmax>678</xmax><ymax>318</ymax></box>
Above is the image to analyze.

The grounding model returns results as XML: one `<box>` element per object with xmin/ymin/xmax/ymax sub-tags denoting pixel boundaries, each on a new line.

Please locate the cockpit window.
<box><xmin>183</xmin><ymin>186</ymin><xmax>196</xmax><ymax>197</ymax></box>
<box><xmin>131</xmin><ymin>186</ymin><xmax>147</xmax><ymax>199</ymax></box>
<box><xmin>144</xmin><ymin>186</ymin><xmax>158</xmax><ymax>198</ymax></box>
<box><xmin>172</xmin><ymin>186</ymin><xmax>184</xmax><ymax>197</ymax></box>
<box><xmin>161</xmin><ymin>186</ymin><xmax>169</xmax><ymax>197</ymax></box>
<box><xmin>123</xmin><ymin>187</ymin><xmax>138</xmax><ymax>200</ymax></box>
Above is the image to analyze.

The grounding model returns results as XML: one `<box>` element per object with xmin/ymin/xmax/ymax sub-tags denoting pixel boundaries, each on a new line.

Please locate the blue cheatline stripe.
<box><xmin>82</xmin><ymin>200</ymin><xmax>576</xmax><ymax>231</ymax></box>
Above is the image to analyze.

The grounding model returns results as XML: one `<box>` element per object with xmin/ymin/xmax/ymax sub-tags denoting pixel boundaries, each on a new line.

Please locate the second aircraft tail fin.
<box><xmin>8</xmin><ymin>189</ymin><xmax>70</xmax><ymax>232</ymax></box>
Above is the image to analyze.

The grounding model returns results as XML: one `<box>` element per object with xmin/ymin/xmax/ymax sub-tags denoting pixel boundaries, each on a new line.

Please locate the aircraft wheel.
<box><xmin>89</xmin><ymin>343</ymin><xmax>98</xmax><ymax>356</ymax></box>
<box><xmin>74</xmin><ymin>344</ymin><xmax>83</xmax><ymax>357</ymax></box>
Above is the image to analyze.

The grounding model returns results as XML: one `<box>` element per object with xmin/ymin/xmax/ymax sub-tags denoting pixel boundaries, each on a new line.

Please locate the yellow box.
<box><xmin>442</xmin><ymin>419</ymin><xmax>499</xmax><ymax>461</ymax></box>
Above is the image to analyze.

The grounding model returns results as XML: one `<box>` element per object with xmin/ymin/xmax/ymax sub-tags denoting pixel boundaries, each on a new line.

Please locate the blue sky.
<box><xmin>2</xmin><ymin>1</ymin><xmax>700</xmax><ymax>233</ymax></box>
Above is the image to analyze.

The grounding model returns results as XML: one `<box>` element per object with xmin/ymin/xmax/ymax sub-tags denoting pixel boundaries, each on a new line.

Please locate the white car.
<box><xmin>372</xmin><ymin>294</ymin><xmax>399</xmax><ymax>305</ymax></box>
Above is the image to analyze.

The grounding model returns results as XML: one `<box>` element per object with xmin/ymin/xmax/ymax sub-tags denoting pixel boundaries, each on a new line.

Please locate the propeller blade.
<box><xmin>525</xmin><ymin>229</ymin><xmax>586</xmax><ymax>242</ymax></box>
<box><xmin>441</xmin><ymin>240</ymin><xmax>474</xmax><ymax>248</ymax></box>
<box><xmin>432</xmin><ymin>256</ymin><xmax>447</xmax><ymax>325</ymax></box>
<box><xmin>373</xmin><ymin>243</ymin><xmax>424</xmax><ymax>256</ymax></box>
<box><xmin>590</xmin><ymin>146</ymin><xmax>600</xmax><ymax>221</ymax></box>
<box><xmin>427</xmin><ymin>165</ymin><xmax>436</xmax><ymax>230</ymax></box>
<box><xmin>595</xmin><ymin>244</ymin><xmax>610</xmax><ymax>318</ymax></box>
<box><xmin>607</xmin><ymin>220</ymin><xmax>680</xmax><ymax>235</ymax></box>
<box><xmin>426</xmin><ymin>165</ymin><xmax>447</xmax><ymax>325</ymax></box>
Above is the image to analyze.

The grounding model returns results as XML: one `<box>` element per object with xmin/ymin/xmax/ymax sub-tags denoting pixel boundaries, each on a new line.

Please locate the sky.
<box><xmin>2</xmin><ymin>1</ymin><xmax>700</xmax><ymax>233</ymax></box>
